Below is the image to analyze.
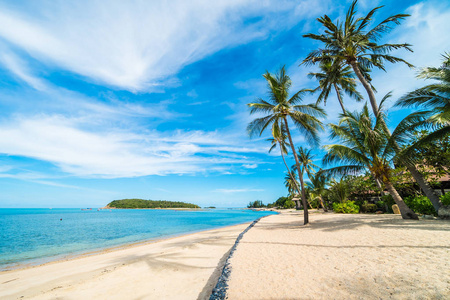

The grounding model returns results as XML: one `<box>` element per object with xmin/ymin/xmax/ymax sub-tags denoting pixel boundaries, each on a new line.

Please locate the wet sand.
<box><xmin>0</xmin><ymin>223</ymin><xmax>249</xmax><ymax>300</ymax></box>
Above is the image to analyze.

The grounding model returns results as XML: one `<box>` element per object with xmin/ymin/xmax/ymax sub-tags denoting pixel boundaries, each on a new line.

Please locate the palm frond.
<box><xmin>247</xmin><ymin>115</ymin><xmax>277</xmax><ymax>137</ymax></box>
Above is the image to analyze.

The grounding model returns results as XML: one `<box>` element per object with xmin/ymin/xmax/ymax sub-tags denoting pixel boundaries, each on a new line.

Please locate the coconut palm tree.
<box><xmin>302</xmin><ymin>0</ymin><xmax>412</xmax><ymax>115</ymax></box>
<box><xmin>396</xmin><ymin>52</ymin><xmax>450</xmax><ymax>149</ymax></box>
<box><xmin>308</xmin><ymin>59</ymin><xmax>363</xmax><ymax>113</ymax></box>
<box><xmin>247</xmin><ymin>66</ymin><xmax>326</xmax><ymax>224</ymax></box>
<box><xmin>268</xmin><ymin>121</ymin><xmax>302</xmax><ymax>209</ymax></box>
<box><xmin>295</xmin><ymin>147</ymin><xmax>319</xmax><ymax>180</ymax></box>
<box><xmin>308</xmin><ymin>58</ymin><xmax>388</xmax><ymax>190</ymax></box>
<box><xmin>303</xmin><ymin>0</ymin><xmax>441</xmax><ymax>211</ymax></box>
<box><xmin>323</xmin><ymin>103</ymin><xmax>418</xmax><ymax>219</ymax></box>
<box><xmin>284</xmin><ymin>172</ymin><xmax>299</xmax><ymax>197</ymax></box>
<box><xmin>328</xmin><ymin>177</ymin><xmax>350</xmax><ymax>204</ymax></box>
<box><xmin>394</xmin><ymin>53</ymin><xmax>450</xmax><ymax>213</ymax></box>
<box><xmin>307</xmin><ymin>170</ymin><xmax>330</xmax><ymax>211</ymax></box>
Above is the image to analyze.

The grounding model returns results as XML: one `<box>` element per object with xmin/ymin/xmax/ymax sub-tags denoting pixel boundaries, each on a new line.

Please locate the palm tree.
<box><xmin>302</xmin><ymin>0</ymin><xmax>412</xmax><ymax>115</ymax></box>
<box><xmin>396</xmin><ymin>52</ymin><xmax>450</xmax><ymax>147</ymax></box>
<box><xmin>323</xmin><ymin>103</ymin><xmax>418</xmax><ymax>219</ymax></box>
<box><xmin>395</xmin><ymin>53</ymin><xmax>450</xmax><ymax>213</ymax></box>
<box><xmin>247</xmin><ymin>66</ymin><xmax>326</xmax><ymax>224</ymax></box>
<box><xmin>303</xmin><ymin>0</ymin><xmax>441</xmax><ymax>211</ymax></box>
<box><xmin>284</xmin><ymin>173</ymin><xmax>299</xmax><ymax>197</ymax></box>
<box><xmin>307</xmin><ymin>170</ymin><xmax>330</xmax><ymax>211</ymax></box>
<box><xmin>308</xmin><ymin>59</ymin><xmax>363</xmax><ymax>113</ymax></box>
<box><xmin>267</xmin><ymin>121</ymin><xmax>302</xmax><ymax>209</ymax></box>
<box><xmin>295</xmin><ymin>147</ymin><xmax>319</xmax><ymax>180</ymax></box>
<box><xmin>328</xmin><ymin>177</ymin><xmax>350</xmax><ymax>204</ymax></box>
<box><xmin>308</xmin><ymin>58</ymin><xmax>388</xmax><ymax>190</ymax></box>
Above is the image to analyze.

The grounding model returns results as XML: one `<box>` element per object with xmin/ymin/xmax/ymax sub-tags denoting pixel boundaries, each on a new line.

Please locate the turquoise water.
<box><xmin>0</xmin><ymin>208</ymin><xmax>275</xmax><ymax>270</ymax></box>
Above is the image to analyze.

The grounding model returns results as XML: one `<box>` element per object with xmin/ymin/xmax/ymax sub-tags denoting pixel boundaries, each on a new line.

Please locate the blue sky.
<box><xmin>0</xmin><ymin>0</ymin><xmax>449</xmax><ymax>208</ymax></box>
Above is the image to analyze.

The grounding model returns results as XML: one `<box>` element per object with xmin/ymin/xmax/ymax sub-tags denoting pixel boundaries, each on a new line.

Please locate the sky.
<box><xmin>0</xmin><ymin>0</ymin><xmax>449</xmax><ymax>208</ymax></box>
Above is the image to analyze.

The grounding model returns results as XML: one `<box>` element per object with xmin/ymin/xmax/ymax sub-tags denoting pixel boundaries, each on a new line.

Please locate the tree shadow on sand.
<box><xmin>256</xmin><ymin>213</ymin><xmax>450</xmax><ymax>233</ymax></box>
<box><xmin>108</xmin><ymin>234</ymin><xmax>237</xmax><ymax>299</ymax></box>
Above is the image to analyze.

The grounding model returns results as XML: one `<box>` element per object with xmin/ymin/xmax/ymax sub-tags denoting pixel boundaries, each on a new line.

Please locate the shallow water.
<box><xmin>0</xmin><ymin>208</ymin><xmax>276</xmax><ymax>270</ymax></box>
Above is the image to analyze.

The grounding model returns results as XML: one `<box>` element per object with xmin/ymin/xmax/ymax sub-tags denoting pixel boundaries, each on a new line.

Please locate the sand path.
<box><xmin>227</xmin><ymin>212</ymin><xmax>450</xmax><ymax>299</ymax></box>
<box><xmin>0</xmin><ymin>223</ymin><xmax>249</xmax><ymax>300</ymax></box>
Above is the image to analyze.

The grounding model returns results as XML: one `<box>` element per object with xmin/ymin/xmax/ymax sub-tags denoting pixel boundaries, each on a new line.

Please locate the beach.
<box><xmin>1</xmin><ymin>212</ymin><xmax>449</xmax><ymax>299</ymax></box>
<box><xmin>226</xmin><ymin>211</ymin><xmax>450</xmax><ymax>299</ymax></box>
<box><xmin>0</xmin><ymin>223</ymin><xmax>249</xmax><ymax>300</ymax></box>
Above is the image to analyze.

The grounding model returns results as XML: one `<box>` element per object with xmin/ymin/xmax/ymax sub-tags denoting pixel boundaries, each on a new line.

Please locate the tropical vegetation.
<box><xmin>247</xmin><ymin>66</ymin><xmax>326</xmax><ymax>224</ymax></box>
<box><xmin>107</xmin><ymin>199</ymin><xmax>200</xmax><ymax>209</ymax></box>
<box><xmin>246</xmin><ymin>0</ymin><xmax>449</xmax><ymax>222</ymax></box>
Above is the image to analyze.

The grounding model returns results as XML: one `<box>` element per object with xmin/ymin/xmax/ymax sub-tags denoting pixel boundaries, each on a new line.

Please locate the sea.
<box><xmin>0</xmin><ymin>208</ymin><xmax>276</xmax><ymax>271</ymax></box>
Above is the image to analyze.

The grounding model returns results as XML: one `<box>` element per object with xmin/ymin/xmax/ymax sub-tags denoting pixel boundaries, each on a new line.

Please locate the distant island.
<box><xmin>104</xmin><ymin>198</ymin><xmax>200</xmax><ymax>209</ymax></box>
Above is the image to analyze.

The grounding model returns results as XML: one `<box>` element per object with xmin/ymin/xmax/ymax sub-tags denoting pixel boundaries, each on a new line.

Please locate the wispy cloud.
<box><xmin>0</xmin><ymin>50</ymin><xmax>48</xmax><ymax>92</ymax></box>
<box><xmin>0</xmin><ymin>0</ymin><xmax>323</xmax><ymax>92</ymax></box>
<box><xmin>0</xmin><ymin>114</ymin><xmax>267</xmax><ymax>178</ymax></box>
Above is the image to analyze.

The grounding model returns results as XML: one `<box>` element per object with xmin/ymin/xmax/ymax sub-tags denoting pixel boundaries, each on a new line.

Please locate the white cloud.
<box><xmin>0</xmin><ymin>115</ymin><xmax>267</xmax><ymax>178</ymax></box>
<box><xmin>0</xmin><ymin>50</ymin><xmax>48</xmax><ymax>92</ymax></box>
<box><xmin>187</xmin><ymin>90</ymin><xmax>198</xmax><ymax>98</ymax></box>
<box><xmin>0</xmin><ymin>0</ymin><xmax>321</xmax><ymax>92</ymax></box>
<box><xmin>243</xmin><ymin>164</ymin><xmax>258</xmax><ymax>169</ymax></box>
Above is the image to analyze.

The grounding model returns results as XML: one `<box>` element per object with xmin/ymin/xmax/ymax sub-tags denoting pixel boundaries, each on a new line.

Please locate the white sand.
<box><xmin>227</xmin><ymin>211</ymin><xmax>450</xmax><ymax>299</ymax></box>
<box><xmin>3</xmin><ymin>212</ymin><xmax>448</xmax><ymax>300</ymax></box>
<box><xmin>0</xmin><ymin>223</ymin><xmax>249</xmax><ymax>300</ymax></box>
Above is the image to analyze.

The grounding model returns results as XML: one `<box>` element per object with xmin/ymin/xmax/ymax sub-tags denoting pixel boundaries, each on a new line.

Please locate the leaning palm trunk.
<box><xmin>384</xmin><ymin>180</ymin><xmax>419</xmax><ymax>219</ymax></box>
<box><xmin>349</xmin><ymin>61</ymin><xmax>380</xmax><ymax>115</ymax></box>
<box><xmin>407</xmin><ymin>166</ymin><xmax>442</xmax><ymax>212</ymax></box>
<box><xmin>332</xmin><ymin>83</ymin><xmax>346</xmax><ymax>113</ymax></box>
<box><xmin>283</xmin><ymin>118</ymin><xmax>309</xmax><ymax>224</ymax></box>
<box><xmin>333</xmin><ymin>83</ymin><xmax>384</xmax><ymax>200</ymax></box>
<box><xmin>350</xmin><ymin>61</ymin><xmax>442</xmax><ymax>212</ymax></box>
<box><xmin>318</xmin><ymin>196</ymin><xmax>327</xmax><ymax>212</ymax></box>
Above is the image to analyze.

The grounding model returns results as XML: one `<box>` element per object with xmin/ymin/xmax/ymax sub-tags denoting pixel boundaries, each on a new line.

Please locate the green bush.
<box><xmin>440</xmin><ymin>193</ymin><xmax>450</xmax><ymax>206</ymax></box>
<box><xmin>403</xmin><ymin>195</ymin><xmax>436</xmax><ymax>216</ymax></box>
<box><xmin>361</xmin><ymin>201</ymin><xmax>377</xmax><ymax>213</ymax></box>
<box><xmin>270</xmin><ymin>196</ymin><xmax>295</xmax><ymax>209</ymax></box>
<box><xmin>282</xmin><ymin>199</ymin><xmax>296</xmax><ymax>209</ymax></box>
<box><xmin>381</xmin><ymin>195</ymin><xmax>395</xmax><ymax>213</ymax></box>
<box><xmin>332</xmin><ymin>201</ymin><xmax>360</xmax><ymax>214</ymax></box>
<box><xmin>375</xmin><ymin>200</ymin><xmax>386</xmax><ymax>211</ymax></box>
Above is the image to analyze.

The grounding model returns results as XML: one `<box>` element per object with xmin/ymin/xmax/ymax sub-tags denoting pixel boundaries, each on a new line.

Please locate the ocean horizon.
<box><xmin>0</xmin><ymin>208</ymin><xmax>276</xmax><ymax>271</ymax></box>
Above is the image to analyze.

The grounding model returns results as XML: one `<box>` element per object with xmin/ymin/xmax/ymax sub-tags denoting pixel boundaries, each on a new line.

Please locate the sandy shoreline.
<box><xmin>2</xmin><ymin>211</ymin><xmax>449</xmax><ymax>299</ymax></box>
<box><xmin>0</xmin><ymin>222</ymin><xmax>250</xmax><ymax>300</ymax></box>
<box><xmin>1</xmin><ymin>222</ymin><xmax>251</xmax><ymax>273</ymax></box>
<box><xmin>226</xmin><ymin>211</ymin><xmax>450</xmax><ymax>299</ymax></box>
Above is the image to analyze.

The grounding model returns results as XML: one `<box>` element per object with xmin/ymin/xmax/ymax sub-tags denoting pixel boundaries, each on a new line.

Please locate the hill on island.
<box><xmin>105</xmin><ymin>199</ymin><xmax>200</xmax><ymax>209</ymax></box>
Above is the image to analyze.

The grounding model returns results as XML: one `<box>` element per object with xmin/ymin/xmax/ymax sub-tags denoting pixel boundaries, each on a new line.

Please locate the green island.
<box><xmin>105</xmin><ymin>199</ymin><xmax>200</xmax><ymax>209</ymax></box>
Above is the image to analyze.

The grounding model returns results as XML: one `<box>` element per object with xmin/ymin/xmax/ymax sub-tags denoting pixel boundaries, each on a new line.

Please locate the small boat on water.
<box><xmin>81</xmin><ymin>208</ymin><xmax>92</xmax><ymax>211</ymax></box>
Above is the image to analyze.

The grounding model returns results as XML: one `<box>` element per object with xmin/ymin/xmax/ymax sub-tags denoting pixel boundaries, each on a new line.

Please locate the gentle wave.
<box><xmin>0</xmin><ymin>208</ymin><xmax>276</xmax><ymax>270</ymax></box>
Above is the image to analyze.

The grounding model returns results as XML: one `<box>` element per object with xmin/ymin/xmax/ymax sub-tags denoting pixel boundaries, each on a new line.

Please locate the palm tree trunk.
<box><xmin>319</xmin><ymin>195</ymin><xmax>328</xmax><ymax>212</ymax></box>
<box><xmin>280</xmin><ymin>147</ymin><xmax>302</xmax><ymax>208</ymax></box>
<box><xmin>349</xmin><ymin>61</ymin><xmax>379</xmax><ymax>115</ymax></box>
<box><xmin>349</xmin><ymin>60</ymin><xmax>443</xmax><ymax>213</ymax></box>
<box><xmin>333</xmin><ymin>83</ymin><xmax>346</xmax><ymax>113</ymax></box>
<box><xmin>407</xmin><ymin>165</ymin><xmax>442</xmax><ymax>211</ymax></box>
<box><xmin>283</xmin><ymin>117</ymin><xmax>309</xmax><ymax>225</ymax></box>
<box><xmin>384</xmin><ymin>180</ymin><xmax>419</xmax><ymax>220</ymax></box>
<box><xmin>333</xmin><ymin>81</ymin><xmax>385</xmax><ymax>206</ymax></box>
